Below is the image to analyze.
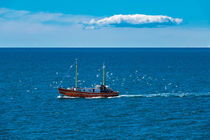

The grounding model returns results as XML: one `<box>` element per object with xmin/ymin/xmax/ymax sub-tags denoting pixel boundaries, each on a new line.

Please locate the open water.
<box><xmin>0</xmin><ymin>48</ymin><xmax>210</xmax><ymax>139</ymax></box>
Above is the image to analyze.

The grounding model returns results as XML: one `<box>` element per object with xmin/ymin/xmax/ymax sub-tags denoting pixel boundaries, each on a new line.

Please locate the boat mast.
<box><xmin>75</xmin><ymin>59</ymin><xmax>78</xmax><ymax>88</ymax></box>
<box><xmin>103</xmin><ymin>64</ymin><xmax>105</xmax><ymax>86</ymax></box>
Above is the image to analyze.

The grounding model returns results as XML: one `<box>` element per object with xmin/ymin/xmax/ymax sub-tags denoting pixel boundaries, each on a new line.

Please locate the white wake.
<box><xmin>57</xmin><ymin>92</ymin><xmax>210</xmax><ymax>99</ymax></box>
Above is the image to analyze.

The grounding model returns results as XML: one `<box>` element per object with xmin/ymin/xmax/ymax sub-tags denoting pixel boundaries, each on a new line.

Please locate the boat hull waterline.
<box><xmin>58</xmin><ymin>88</ymin><xmax>119</xmax><ymax>98</ymax></box>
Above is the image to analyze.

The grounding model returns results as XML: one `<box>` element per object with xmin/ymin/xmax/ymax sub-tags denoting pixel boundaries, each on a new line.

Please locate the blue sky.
<box><xmin>0</xmin><ymin>0</ymin><xmax>210</xmax><ymax>47</ymax></box>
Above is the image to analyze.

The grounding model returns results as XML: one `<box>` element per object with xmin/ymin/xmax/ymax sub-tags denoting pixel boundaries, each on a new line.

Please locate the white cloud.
<box><xmin>84</xmin><ymin>14</ymin><xmax>183</xmax><ymax>28</ymax></box>
<box><xmin>0</xmin><ymin>8</ymin><xmax>29</xmax><ymax>18</ymax></box>
<box><xmin>0</xmin><ymin>8</ymin><xmax>183</xmax><ymax>29</ymax></box>
<box><xmin>0</xmin><ymin>8</ymin><xmax>91</xmax><ymax>25</ymax></box>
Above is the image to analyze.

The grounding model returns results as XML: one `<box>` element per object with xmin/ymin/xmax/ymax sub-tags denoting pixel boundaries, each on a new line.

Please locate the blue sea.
<box><xmin>0</xmin><ymin>48</ymin><xmax>210</xmax><ymax>139</ymax></box>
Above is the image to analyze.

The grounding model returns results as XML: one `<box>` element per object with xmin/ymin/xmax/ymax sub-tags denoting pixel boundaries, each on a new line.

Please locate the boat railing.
<box><xmin>72</xmin><ymin>87</ymin><xmax>99</xmax><ymax>92</ymax></box>
<box><xmin>75</xmin><ymin>87</ymin><xmax>96</xmax><ymax>90</ymax></box>
<box><xmin>70</xmin><ymin>86</ymin><xmax>113</xmax><ymax>93</ymax></box>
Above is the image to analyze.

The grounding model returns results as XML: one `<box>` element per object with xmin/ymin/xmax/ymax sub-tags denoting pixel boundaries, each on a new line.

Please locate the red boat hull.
<box><xmin>58</xmin><ymin>88</ymin><xmax>119</xmax><ymax>98</ymax></box>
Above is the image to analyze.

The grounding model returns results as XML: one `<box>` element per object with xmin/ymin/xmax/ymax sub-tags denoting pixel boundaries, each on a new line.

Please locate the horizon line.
<box><xmin>0</xmin><ymin>46</ymin><xmax>210</xmax><ymax>48</ymax></box>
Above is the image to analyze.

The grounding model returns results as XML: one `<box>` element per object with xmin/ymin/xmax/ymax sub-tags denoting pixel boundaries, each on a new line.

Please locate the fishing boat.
<box><xmin>58</xmin><ymin>60</ymin><xmax>119</xmax><ymax>98</ymax></box>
